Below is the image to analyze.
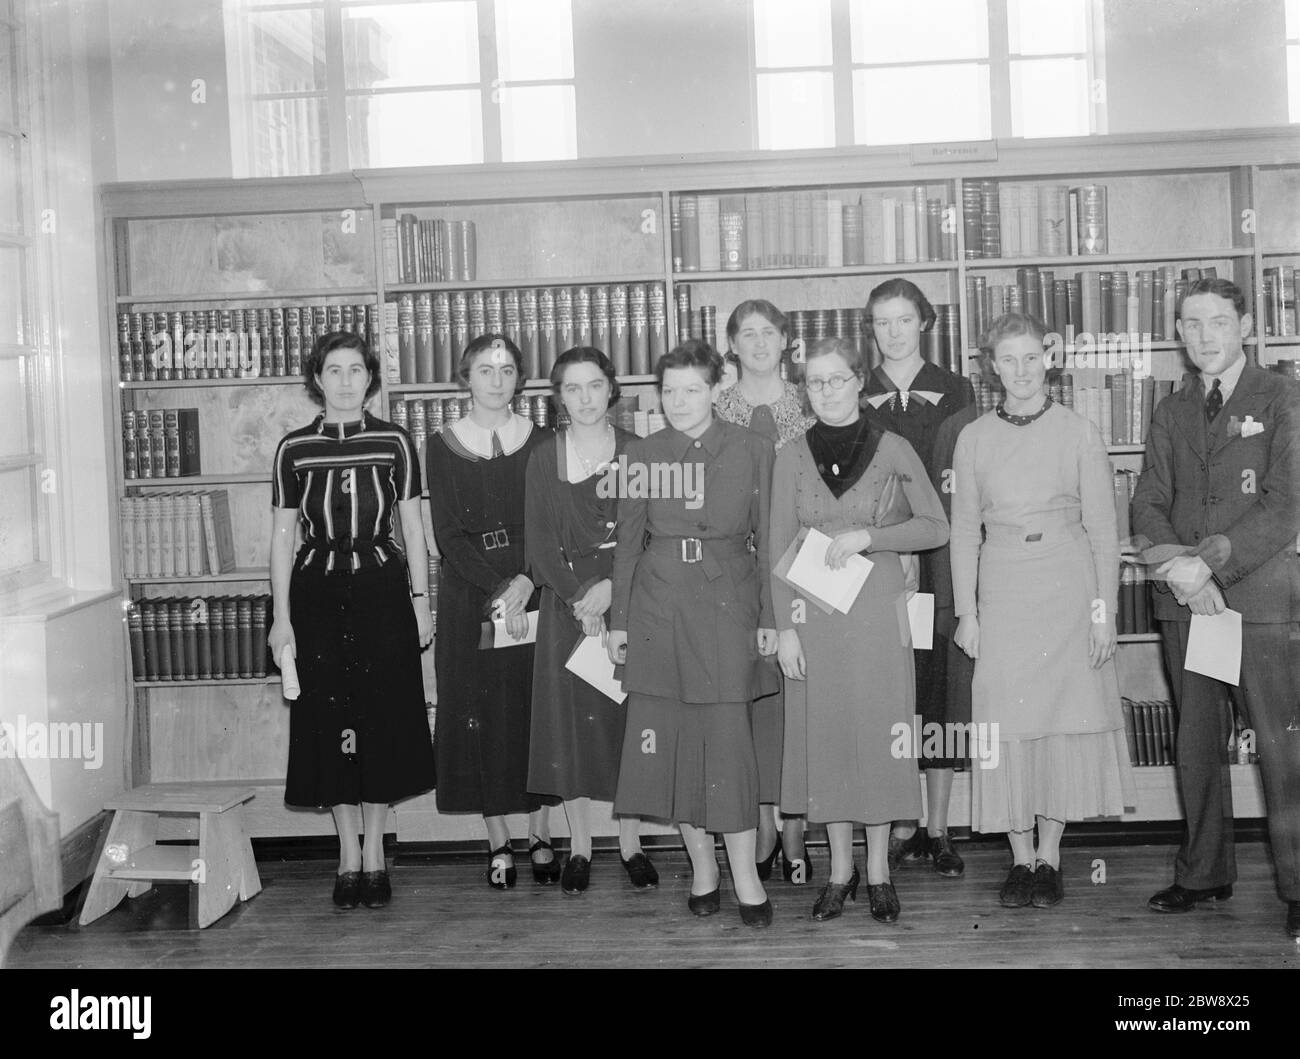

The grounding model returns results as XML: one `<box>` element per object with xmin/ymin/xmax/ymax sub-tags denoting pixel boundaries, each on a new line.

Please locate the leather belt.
<box><xmin>984</xmin><ymin>522</ymin><xmax>1086</xmax><ymax>546</ymax></box>
<box><xmin>645</xmin><ymin>534</ymin><xmax>749</xmax><ymax>580</ymax></box>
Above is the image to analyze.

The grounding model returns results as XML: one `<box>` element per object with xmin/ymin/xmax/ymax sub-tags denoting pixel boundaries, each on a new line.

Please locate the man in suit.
<box><xmin>1131</xmin><ymin>276</ymin><xmax>1300</xmax><ymax>937</ymax></box>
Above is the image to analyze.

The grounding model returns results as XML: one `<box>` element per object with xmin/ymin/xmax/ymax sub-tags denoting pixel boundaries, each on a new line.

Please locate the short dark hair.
<box><xmin>978</xmin><ymin>312</ymin><xmax>1053</xmax><ymax>379</ymax></box>
<box><xmin>865</xmin><ymin>278</ymin><xmax>937</xmax><ymax>332</ymax></box>
<box><xmin>654</xmin><ymin>338</ymin><xmax>722</xmax><ymax>389</ymax></box>
<box><xmin>304</xmin><ymin>330</ymin><xmax>381</xmax><ymax>405</ymax></box>
<box><xmin>458</xmin><ymin>333</ymin><xmax>526</xmax><ymax>386</ymax></box>
<box><xmin>1179</xmin><ymin>277</ymin><xmax>1248</xmax><ymax>320</ymax></box>
<box><xmin>726</xmin><ymin>299</ymin><xmax>788</xmax><ymax>346</ymax></box>
<box><xmin>551</xmin><ymin>345</ymin><xmax>621</xmax><ymax>404</ymax></box>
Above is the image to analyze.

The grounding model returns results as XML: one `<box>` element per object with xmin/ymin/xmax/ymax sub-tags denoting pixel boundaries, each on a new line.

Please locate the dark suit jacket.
<box><xmin>1131</xmin><ymin>362</ymin><xmax>1300</xmax><ymax>623</ymax></box>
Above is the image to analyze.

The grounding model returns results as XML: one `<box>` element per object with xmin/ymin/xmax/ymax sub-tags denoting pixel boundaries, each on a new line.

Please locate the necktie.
<box><xmin>1205</xmin><ymin>379</ymin><xmax>1223</xmax><ymax>422</ymax></box>
<box><xmin>490</xmin><ymin>430</ymin><xmax>504</xmax><ymax>457</ymax></box>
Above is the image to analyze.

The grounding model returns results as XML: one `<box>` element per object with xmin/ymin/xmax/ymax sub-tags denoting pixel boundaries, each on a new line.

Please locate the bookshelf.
<box><xmin>102</xmin><ymin>129</ymin><xmax>1299</xmax><ymax>839</ymax></box>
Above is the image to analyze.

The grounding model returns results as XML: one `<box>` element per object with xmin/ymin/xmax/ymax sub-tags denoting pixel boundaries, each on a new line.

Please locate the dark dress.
<box><xmin>271</xmin><ymin>412</ymin><xmax>436</xmax><ymax>809</ymax></box>
<box><xmin>525</xmin><ymin>428</ymin><xmax>633</xmax><ymax>802</ymax></box>
<box><xmin>610</xmin><ymin>418</ymin><xmax>779</xmax><ymax>833</ymax></box>
<box><xmin>426</xmin><ymin>413</ymin><xmax>557</xmax><ymax>816</ymax></box>
<box><xmin>863</xmin><ymin>360</ymin><xmax>975</xmax><ymax>768</ymax></box>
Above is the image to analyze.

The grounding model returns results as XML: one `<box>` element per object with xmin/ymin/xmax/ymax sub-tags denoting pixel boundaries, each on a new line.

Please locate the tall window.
<box><xmin>225</xmin><ymin>0</ymin><xmax>577</xmax><ymax>176</ymax></box>
<box><xmin>752</xmin><ymin>0</ymin><xmax>836</xmax><ymax>150</ymax></box>
<box><xmin>0</xmin><ymin>0</ymin><xmax>51</xmax><ymax>594</ymax></box>
<box><xmin>1288</xmin><ymin>0</ymin><xmax>1300</xmax><ymax>123</ymax></box>
<box><xmin>1007</xmin><ymin>0</ymin><xmax>1100</xmax><ymax>138</ymax></box>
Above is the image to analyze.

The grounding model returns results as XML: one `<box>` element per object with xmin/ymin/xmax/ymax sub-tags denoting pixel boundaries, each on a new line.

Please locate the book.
<box><xmin>648</xmin><ymin>283</ymin><xmax>668</xmax><ymax>364</ymax></box>
<box><xmin>608</xmin><ymin>284</ymin><xmax>631</xmax><ymax>375</ymax></box>
<box><xmin>720</xmin><ymin>196</ymin><xmax>745</xmax><ymax>272</ymax></box>
<box><xmin>629</xmin><ymin>283</ymin><xmax>650</xmax><ymax>375</ymax></box>
<box><xmin>199</xmin><ymin>490</ymin><xmax>237</xmax><ymax>575</ymax></box>
<box><xmin>414</xmin><ymin>293</ymin><xmax>434</xmax><ymax>384</ymax></box>
<box><xmin>397</xmin><ymin>294</ymin><xmax>416</xmax><ymax>382</ymax></box>
<box><xmin>678</xmin><ymin>195</ymin><xmax>699</xmax><ymax>271</ymax></box>
<box><xmin>743</xmin><ymin>192</ymin><xmax>765</xmax><ymax>271</ymax></box>
<box><xmin>670</xmin><ymin>195</ymin><xmax>682</xmax><ymax>272</ymax></box>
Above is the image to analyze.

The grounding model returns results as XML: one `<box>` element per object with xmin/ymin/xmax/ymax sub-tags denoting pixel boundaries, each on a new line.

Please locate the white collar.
<box><xmin>450</xmin><ymin>412</ymin><xmax>533</xmax><ymax>459</ymax></box>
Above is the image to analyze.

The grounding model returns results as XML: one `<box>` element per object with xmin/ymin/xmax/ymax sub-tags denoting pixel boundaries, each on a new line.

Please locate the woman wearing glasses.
<box><xmin>772</xmin><ymin>337</ymin><xmax>948</xmax><ymax>923</ymax></box>
<box><xmin>861</xmin><ymin>277</ymin><xmax>975</xmax><ymax>878</ymax></box>
<box><xmin>714</xmin><ymin>299</ymin><xmax>815</xmax><ymax>887</ymax></box>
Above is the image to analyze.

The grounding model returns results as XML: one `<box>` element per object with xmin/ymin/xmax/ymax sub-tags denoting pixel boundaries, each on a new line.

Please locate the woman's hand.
<box><xmin>579</xmin><ymin>613</ymin><xmax>604</xmax><ymax>639</ymax></box>
<box><xmin>954</xmin><ymin>615</ymin><xmax>979</xmax><ymax>660</ymax></box>
<box><xmin>1088</xmin><ymin>617</ymin><xmax>1117</xmax><ymax>669</ymax></box>
<box><xmin>825</xmin><ymin>529</ymin><xmax>872</xmax><ymax>569</ymax></box>
<box><xmin>606</xmin><ymin>630</ymin><xmax>628</xmax><ymax>666</ymax></box>
<box><xmin>412</xmin><ymin>598</ymin><xmax>433</xmax><ymax>648</ymax></box>
<box><xmin>777</xmin><ymin>629</ymin><xmax>805</xmax><ymax>680</ymax></box>
<box><xmin>757</xmin><ymin>628</ymin><xmax>778</xmax><ymax>656</ymax></box>
<box><xmin>901</xmin><ymin>553</ymin><xmax>919</xmax><ymax>600</ymax></box>
<box><xmin>268</xmin><ymin>618</ymin><xmax>295</xmax><ymax>662</ymax></box>
<box><xmin>505</xmin><ymin>612</ymin><xmax>530</xmax><ymax>641</ymax></box>
<box><xmin>573</xmin><ymin>578</ymin><xmax>612</xmax><ymax>621</ymax></box>
<box><xmin>493</xmin><ymin>574</ymin><xmax>533</xmax><ymax>619</ymax></box>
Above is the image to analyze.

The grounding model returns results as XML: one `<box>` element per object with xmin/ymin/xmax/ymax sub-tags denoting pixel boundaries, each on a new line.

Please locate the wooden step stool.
<box><xmin>79</xmin><ymin>784</ymin><xmax>261</xmax><ymax>929</ymax></box>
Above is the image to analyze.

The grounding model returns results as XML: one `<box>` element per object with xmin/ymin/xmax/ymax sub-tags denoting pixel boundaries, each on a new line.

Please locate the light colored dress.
<box><xmin>950</xmin><ymin>402</ymin><xmax>1136</xmax><ymax>832</ymax></box>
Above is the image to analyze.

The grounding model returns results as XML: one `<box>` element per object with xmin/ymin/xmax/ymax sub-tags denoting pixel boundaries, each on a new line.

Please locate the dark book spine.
<box><xmin>574</xmin><ymin>286</ymin><xmax>592</xmax><ymax>347</ymax></box>
<box><xmin>538</xmin><ymin>287</ymin><xmax>558</xmax><ymax>378</ymax></box>
<box><xmin>168</xmin><ymin>600</ymin><xmax>185</xmax><ymax>679</ymax></box>
<box><xmin>591</xmin><ymin>285</ymin><xmax>610</xmax><ymax>357</ymax></box>
<box><xmin>397</xmin><ymin>294</ymin><xmax>416</xmax><ymax>383</ymax></box>
<box><xmin>518</xmin><ymin>288</ymin><xmax>540</xmax><ymax>378</ymax></box>
<box><xmin>154</xmin><ymin>599</ymin><xmax>173</xmax><ymax>680</ymax></box>
<box><xmin>679</xmin><ymin>195</ymin><xmax>699</xmax><ymax>272</ymax></box>
<box><xmin>148</xmin><ymin>411</ymin><xmax>166</xmax><ymax>482</ymax></box>
<box><xmin>433</xmin><ymin>292</ymin><xmax>453</xmax><ymax>383</ymax></box>
<box><xmin>502</xmin><ymin>288</ymin><xmax>521</xmax><ymax>351</ymax></box>
<box><xmin>237</xmin><ymin>596</ymin><xmax>254</xmax><ymax>679</ymax></box>
<box><xmin>415</xmin><ymin>293</ymin><xmax>435</xmax><ymax>383</ymax></box>
<box><xmin>608</xmin><ymin>284</ymin><xmax>631</xmax><ymax>375</ymax></box>
<box><xmin>648</xmin><ymin>283</ymin><xmax>668</xmax><ymax>364</ymax></box>
<box><xmin>141</xmin><ymin>601</ymin><xmax>158</xmax><ymax>681</ymax></box>
<box><xmin>224</xmin><ymin>596</ymin><xmax>239</xmax><ymax>680</ymax></box>
<box><xmin>196</xmin><ymin>596</ymin><xmax>212</xmax><ymax>680</ymax></box>
<box><xmin>183</xmin><ymin>599</ymin><xmax>199</xmax><ymax>680</ymax></box>
<box><xmin>128</xmin><ymin>602</ymin><xmax>146</xmax><ymax>678</ymax></box>
<box><xmin>122</xmin><ymin>411</ymin><xmax>139</xmax><ymax>480</ymax></box>
<box><xmin>251</xmin><ymin>595</ymin><xmax>269</xmax><ymax>679</ymax></box>
<box><xmin>209</xmin><ymin>598</ymin><xmax>226</xmax><ymax>680</ymax></box>
<box><xmin>555</xmin><ymin>286</ymin><xmax>576</xmax><ymax>355</ymax></box>
<box><xmin>670</xmin><ymin>195</ymin><xmax>682</xmax><ymax>272</ymax></box>
<box><xmin>451</xmin><ymin>292</ymin><xmax>471</xmax><ymax>369</ymax></box>
<box><xmin>628</xmin><ymin>283</ymin><xmax>649</xmax><ymax>375</ymax></box>
<box><xmin>674</xmin><ymin>284</ymin><xmax>691</xmax><ymax>342</ymax></box>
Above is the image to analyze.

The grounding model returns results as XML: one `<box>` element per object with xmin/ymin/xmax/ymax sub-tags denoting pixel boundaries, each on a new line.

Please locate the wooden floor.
<box><xmin>7</xmin><ymin>841</ymin><xmax>1299</xmax><ymax>969</ymax></box>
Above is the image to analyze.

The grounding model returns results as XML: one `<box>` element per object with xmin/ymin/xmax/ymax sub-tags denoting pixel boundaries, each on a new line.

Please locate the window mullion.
<box><xmin>479</xmin><ymin>0</ymin><xmax>502</xmax><ymax>165</ymax></box>
<box><xmin>323</xmin><ymin>0</ymin><xmax>348</xmax><ymax>172</ymax></box>
<box><xmin>987</xmin><ymin>0</ymin><xmax>1012</xmax><ymax>139</ymax></box>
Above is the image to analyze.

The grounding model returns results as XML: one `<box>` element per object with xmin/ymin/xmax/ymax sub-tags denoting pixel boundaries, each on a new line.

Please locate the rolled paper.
<box><xmin>281</xmin><ymin>644</ymin><xmax>300</xmax><ymax>700</ymax></box>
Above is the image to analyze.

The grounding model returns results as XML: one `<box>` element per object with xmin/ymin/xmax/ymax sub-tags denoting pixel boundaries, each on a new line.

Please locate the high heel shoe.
<box><xmin>811</xmin><ymin>866</ymin><xmax>859</xmax><ymax>921</ymax></box>
<box><xmin>866</xmin><ymin>880</ymin><xmax>900</xmax><ymax>923</ymax></box>
<box><xmin>687</xmin><ymin>883</ymin><xmax>721</xmax><ymax>916</ymax></box>
<box><xmin>782</xmin><ymin>845</ymin><xmax>814</xmax><ymax>885</ymax></box>
<box><xmin>487</xmin><ymin>844</ymin><xmax>517</xmax><ymax>890</ymax></box>
<box><xmin>332</xmin><ymin>870</ymin><xmax>361</xmax><ymax>909</ymax></box>
<box><xmin>360</xmin><ymin>869</ymin><xmax>391</xmax><ymax>908</ymax></box>
<box><xmin>561</xmin><ymin>854</ymin><xmax>591</xmax><ymax>895</ymax></box>
<box><xmin>620</xmin><ymin>852</ymin><xmax>659</xmax><ymax>889</ymax></box>
<box><xmin>528</xmin><ymin>837</ymin><xmax>561</xmax><ymax>885</ymax></box>
<box><xmin>738</xmin><ymin>898</ymin><xmax>773</xmax><ymax>927</ymax></box>
<box><xmin>756</xmin><ymin>839</ymin><xmax>780</xmax><ymax>882</ymax></box>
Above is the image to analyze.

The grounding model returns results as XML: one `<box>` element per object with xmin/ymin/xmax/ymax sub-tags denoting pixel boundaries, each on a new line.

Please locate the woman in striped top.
<box><xmin>269</xmin><ymin>331</ymin><xmax>436</xmax><ymax>910</ymax></box>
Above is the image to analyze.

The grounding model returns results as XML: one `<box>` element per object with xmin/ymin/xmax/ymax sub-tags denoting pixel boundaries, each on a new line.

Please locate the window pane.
<box><xmin>496</xmin><ymin>0</ymin><xmax>573</xmax><ymax>81</ymax></box>
<box><xmin>851</xmin><ymin>0</ymin><xmax>988</xmax><ymax>63</ymax></box>
<box><xmin>0</xmin><ymin>358</ymin><xmax>31</xmax><ymax>458</ymax></box>
<box><xmin>0</xmin><ymin>23</ymin><xmax>15</xmax><ymax>128</ymax></box>
<box><xmin>1291</xmin><ymin>44</ymin><xmax>1300</xmax><ymax>123</ymax></box>
<box><xmin>0</xmin><ymin>245</ymin><xmax>25</xmax><ymax>344</ymax></box>
<box><xmin>247</xmin><ymin>8</ymin><xmax>327</xmax><ymax>94</ymax></box>
<box><xmin>0</xmin><ymin>466</ymin><xmax>36</xmax><ymax>574</ymax></box>
<box><xmin>1011</xmin><ymin>58</ymin><xmax>1090</xmax><ymax>137</ymax></box>
<box><xmin>347</xmin><ymin>90</ymin><xmax>483</xmax><ymax>168</ymax></box>
<box><xmin>0</xmin><ymin>133</ymin><xmax>20</xmax><ymax>231</ymax></box>
<box><xmin>1288</xmin><ymin>0</ymin><xmax>1300</xmax><ymax>38</ymax></box>
<box><xmin>250</xmin><ymin>95</ymin><xmax>329</xmax><ymax>176</ymax></box>
<box><xmin>854</xmin><ymin>64</ymin><xmax>991</xmax><ymax>145</ymax></box>
<box><xmin>757</xmin><ymin>71</ymin><xmax>835</xmax><ymax>150</ymax></box>
<box><xmin>343</xmin><ymin>3</ymin><xmax>478</xmax><ymax>89</ymax></box>
<box><xmin>499</xmin><ymin>85</ymin><xmax>576</xmax><ymax>162</ymax></box>
<box><xmin>1008</xmin><ymin>0</ymin><xmax>1087</xmax><ymax>55</ymax></box>
<box><xmin>754</xmin><ymin>0</ymin><xmax>832</xmax><ymax>68</ymax></box>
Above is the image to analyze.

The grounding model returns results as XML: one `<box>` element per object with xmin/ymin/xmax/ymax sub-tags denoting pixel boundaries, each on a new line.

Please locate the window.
<box><xmin>1288</xmin><ymin>0</ymin><xmax>1300</xmax><ymax>123</ymax></box>
<box><xmin>0</xmin><ymin>0</ymin><xmax>52</xmax><ymax>593</ymax></box>
<box><xmin>224</xmin><ymin>0</ymin><xmax>577</xmax><ymax>176</ymax></box>
<box><xmin>752</xmin><ymin>0</ymin><xmax>1106</xmax><ymax>150</ymax></box>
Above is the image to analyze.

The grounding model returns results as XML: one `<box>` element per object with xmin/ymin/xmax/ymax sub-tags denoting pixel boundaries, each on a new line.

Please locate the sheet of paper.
<box><xmin>784</xmin><ymin>527</ymin><xmax>873</xmax><ymax>615</ymax></box>
<box><xmin>565</xmin><ymin>634</ymin><xmax>627</xmax><ymax>704</ymax></box>
<box><xmin>1185</xmin><ymin>608</ymin><xmax>1242</xmax><ymax>686</ymax></box>
<box><xmin>907</xmin><ymin>593</ymin><xmax>935</xmax><ymax>650</ymax></box>
<box><xmin>490</xmin><ymin>609</ymin><xmax>539</xmax><ymax>648</ymax></box>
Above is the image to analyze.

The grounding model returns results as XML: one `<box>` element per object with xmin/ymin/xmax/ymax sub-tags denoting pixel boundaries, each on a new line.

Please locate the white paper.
<box><xmin>785</xmin><ymin>527</ymin><xmax>873</xmax><ymax>614</ymax></box>
<box><xmin>493</xmin><ymin>609</ymin><xmax>539</xmax><ymax>647</ymax></box>
<box><xmin>1185</xmin><ymin>609</ymin><xmax>1242</xmax><ymax>686</ymax></box>
<box><xmin>907</xmin><ymin>593</ymin><xmax>935</xmax><ymax>650</ymax></box>
<box><xmin>280</xmin><ymin>645</ymin><xmax>300</xmax><ymax>700</ymax></box>
<box><xmin>565</xmin><ymin>634</ymin><xmax>628</xmax><ymax>704</ymax></box>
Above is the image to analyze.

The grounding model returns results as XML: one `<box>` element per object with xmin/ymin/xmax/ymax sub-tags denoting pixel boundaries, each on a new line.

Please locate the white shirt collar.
<box><xmin>449</xmin><ymin>412</ymin><xmax>533</xmax><ymax>459</ymax></box>
<box><xmin>1201</xmin><ymin>352</ymin><xmax>1248</xmax><ymax>403</ymax></box>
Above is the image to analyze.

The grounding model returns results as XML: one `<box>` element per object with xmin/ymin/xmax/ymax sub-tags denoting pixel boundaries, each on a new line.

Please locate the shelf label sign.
<box><xmin>909</xmin><ymin>140</ymin><xmax>998</xmax><ymax>165</ymax></box>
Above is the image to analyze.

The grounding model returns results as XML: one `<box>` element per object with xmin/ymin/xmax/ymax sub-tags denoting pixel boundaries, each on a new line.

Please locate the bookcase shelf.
<box><xmin>120</xmin><ymin>377</ymin><xmax>305</xmax><ymax>389</ymax></box>
<box><xmin>965</xmin><ymin>248</ymin><xmax>1254</xmax><ymax>270</ymax></box>
<box><xmin>117</xmin><ymin>288</ymin><xmax>378</xmax><ymax>305</ymax></box>
<box><xmin>385</xmin><ymin>273</ymin><xmax>666</xmax><ymax>293</ymax></box>
<box><xmin>132</xmin><ymin>676</ymin><xmax>282</xmax><ymax>689</ymax></box>
<box><xmin>125</xmin><ymin>473</ymin><xmax>268</xmax><ymax>487</ymax></box>
<box><xmin>676</xmin><ymin>261</ymin><xmax>955</xmax><ymax>283</ymax></box>
<box><xmin>128</xmin><ymin>567</ymin><xmax>269</xmax><ymax>584</ymax></box>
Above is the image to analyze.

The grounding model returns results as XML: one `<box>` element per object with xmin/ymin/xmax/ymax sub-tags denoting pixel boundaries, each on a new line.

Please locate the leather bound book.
<box><xmin>1132</xmin><ymin>703</ymin><xmax>1149</xmax><ymax>765</ymax></box>
<box><xmin>209</xmin><ymin>598</ymin><xmax>226</xmax><ymax>680</ymax></box>
<box><xmin>697</xmin><ymin>195</ymin><xmax>721</xmax><ymax>272</ymax></box>
<box><xmin>519</xmin><ymin>288</ymin><xmax>541</xmax><ymax>378</ymax></box>
<box><xmin>744</xmin><ymin>193</ymin><xmax>764</xmax><ymax>270</ymax></box>
<box><xmin>461</xmin><ymin>220</ymin><xmax>477</xmax><ymax>282</ymax></box>
<box><xmin>286</xmin><ymin>307</ymin><xmax>302</xmax><ymax>375</ymax></box>
<box><xmin>237</xmin><ymin>596</ymin><xmax>254</xmax><ymax>679</ymax></box>
<box><xmin>158</xmin><ymin>495</ymin><xmax>175</xmax><ymax>578</ymax></box>
<box><xmin>196</xmin><ymin>595</ymin><xmax>212</xmax><ymax>681</ymax></box>
<box><xmin>251</xmin><ymin>595</ymin><xmax>269</xmax><ymax>678</ymax></box>
<box><xmin>154</xmin><ymin>599</ymin><xmax>173</xmax><ymax>680</ymax></box>
<box><xmin>168</xmin><ymin>600</ymin><xmax>185</xmax><ymax>679</ymax></box>
<box><xmin>591</xmin><ymin>285</ymin><xmax>611</xmax><ymax>358</ymax></box>
<box><xmin>448</xmin><ymin>220</ymin><xmax>466</xmax><ymax>283</ymax></box>
<box><xmin>468</xmin><ymin>289</ymin><xmax>486</xmax><ymax>339</ymax></box>
<box><xmin>1122</xmin><ymin>699</ymin><xmax>1139</xmax><ymax>766</ymax></box>
<box><xmin>608</xmin><ymin>284</ymin><xmax>631</xmax><ymax>375</ymax></box>
<box><xmin>502</xmin><ymin>288</ymin><xmax>521</xmax><ymax>351</ymax></box>
<box><xmin>841</xmin><ymin>202</ymin><xmax>864</xmax><ymax>267</ymax></box>
<box><xmin>451</xmin><ymin>292</ymin><xmax>471</xmax><ymax>371</ymax></box>
<box><xmin>629</xmin><ymin>284</ymin><xmax>649</xmax><ymax>375</ymax></box>
<box><xmin>397</xmin><ymin>294</ymin><xmax>416</xmax><ymax>383</ymax></box>
<box><xmin>761</xmin><ymin>192</ymin><xmax>781</xmax><ymax>269</ymax></box>
<box><xmin>538</xmin><ymin>287</ymin><xmax>558</xmax><ymax>377</ymax></box>
<box><xmin>141</xmin><ymin>600</ymin><xmax>159</xmax><ymax>681</ymax></box>
<box><xmin>223</xmin><ymin>595</ymin><xmax>240</xmax><ymax>680</ymax></box>
<box><xmin>674</xmin><ymin>284</ymin><xmax>691</xmax><ymax>342</ymax></box>
<box><xmin>720</xmin><ymin>196</ymin><xmax>745</xmax><ymax>272</ymax></box>
<box><xmin>415</xmin><ymin>293</ymin><xmax>435</xmax><ymax>384</ymax></box>
<box><xmin>128</xmin><ymin>602</ymin><xmax>146</xmax><ymax>679</ymax></box>
<box><xmin>679</xmin><ymin>195</ymin><xmax>699</xmax><ymax>272</ymax></box>
<box><xmin>117</xmin><ymin>312</ymin><xmax>133</xmax><ymax>381</ymax></box>
<box><xmin>1133</xmin><ymin>566</ymin><xmax>1150</xmax><ymax>633</ymax></box>
<box><xmin>433</xmin><ymin>292</ymin><xmax>452</xmax><ymax>383</ymax></box>
<box><xmin>670</xmin><ymin>195</ymin><xmax>682</xmax><ymax>272</ymax></box>
<box><xmin>556</xmin><ymin>287</ymin><xmax>576</xmax><ymax>354</ymax></box>
<box><xmin>182</xmin><ymin>598</ymin><xmax>199</xmax><ymax>680</ymax></box>
<box><xmin>648</xmin><ymin>283</ymin><xmax>668</xmax><ymax>363</ymax></box>
<box><xmin>200</xmin><ymin>490</ymin><xmax>237</xmax><ymax>575</ymax></box>
<box><xmin>574</xmin><ymin>286</ymin><xmax>592</xmax><ymax>347</ymax></box>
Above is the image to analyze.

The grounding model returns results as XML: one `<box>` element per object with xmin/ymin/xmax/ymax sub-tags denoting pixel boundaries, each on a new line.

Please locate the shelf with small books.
<box><xmin>679</xmin><ymin>261</ymin><xmax>957</xmax><ymax>283</ymax></box>
<box><xmin>124</xmin><ymin>472</ymin><xmax>268</xmax><ymax>487</ymax></box>
<box><xmin>384</xmin><ymin>273</ymin><xmax>666</xmax><ymax>294</ymax></box>
<box><xmin>133</xmin><ymin>677</ymin><xmax>281</xmax><ymax>689</ymax></box>
<box><xmin>115</xmin><ymin>287</ymin><xmax>378</xmax><ymax>306</ymax></box>
<box><xmin>120</xmin><ymin>377</ymin><xmax>306</xmax><ymax>390</ymax></box>
<box><xmin>127</xmin><ymin>568</ymin><xmax>270</xmax><ymax>585</ymax></box>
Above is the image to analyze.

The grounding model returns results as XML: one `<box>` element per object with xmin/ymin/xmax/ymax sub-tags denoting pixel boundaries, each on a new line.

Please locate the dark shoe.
<box><xmin>739</xmin><ymin>898</ymin><xmax>773</xmax><ymax>927</ymax></box>
<box><xmin>687</xmin><ymin>887</ymin><xmax>721</xmax><ymax>917</ymax></box>
<box><xmin>529</xmin><ymin>838</ymin><xmax>561</xmax><ymax>885</ymax></box>
<box><xmin>812</xmin><ymin>866</ymin><xmax>860</xmax><ymax>922</ymax></box>
<box><xmin>1287</xmin><ymin>902</ymin><xmax>1300</xmax><ymax>938</ymax></box>
<box><xmin>1030</xmin><ymin>861</ymin><xmax>1063</xmax><ymax>908</ymax></box>
<box><xmin>487</xmin><ymin>844</ymin><xmax>517</xmax><ymax>890</ymax></box>
<box><xmin>898</xmin><ymin>829</ymin><xmax>930</xmax><ymax>865</ymax></box>
<box><xmin>360</xmin><ymin>869</ymin><xmax>391</xmax><ymax>908</ymax></box>
<box><xmin>1147</xmin><ymin>883</ymin><xmax>1233</xmax><ymax>913</ymax></box>
<box><xmin>782</xmin><ymin>846</ymin><xmax>814</xmax><ymax>885</ymax></box>
<box><xmin>756</xmin><ymin>838</ymin><xmax>780</xmax><ymax>882</ymax></box>
<box><xmin>620</xmin><ymin>852</ymin><xmax>659</xmax><ymax>889</ymax></box>
<box><xmin>887</xmin><ymin>833</ymin><xmax>905</xmax><ymax>872</ymax></box>
<box><xmin>866</xmin><ymin>881</ymin><xmax>900</xmax><ymax>923</ymax></box>
<box><xmin>561</xmin><ymin>854</ymin><xmax>591</xmax><ymax>895</ymax></box>
<box><xmin>999</xmin><ymin>863</ymin><xmax>1035</xmax><ymax>908</ymax></box>
<box><xmin>332</xmin><ymin>870</ymin><xmax>361</xmax><ymax>909</ymax></box>
<box><xmin>929</xmin><ymin>833</ymin><xmax>965</xmax><ymax>878</ymax></box>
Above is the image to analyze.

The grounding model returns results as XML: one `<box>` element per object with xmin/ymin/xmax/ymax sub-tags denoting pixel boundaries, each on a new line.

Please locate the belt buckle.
<box><xmin>680</xmin><ymin>537</ymin><xmax>703</xmax><ymax>563</ymax></box>
<box><xmin>481</xmin><ymin>531</ymin><xmax>498</xmax><ymax>551</ymax></box>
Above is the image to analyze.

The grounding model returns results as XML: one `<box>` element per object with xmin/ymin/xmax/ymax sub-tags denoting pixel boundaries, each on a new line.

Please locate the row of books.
<box><xmin>127</xmin><ymin>595</ymin><xmax>270</xmax><ymax>682</ymax></box>
<box><xmin>387</xmin><ymin>284</ymin><xmax>669</xmax><ymax>384</ymax></box>
<box><xmin>119</xmin><ymin>491</ymin><xmax>237</xmax><ymax>580</ymax></box>
<box><xmin>384</xmin><ymin>215</ymin><xmax>478</xmax><ymax>284</ymax></box>
<box><xmin>670</xmin><ymin>186</ymin><xmax>958</xmax><ymax>273</ymax></box>
<box><xmin>1117</xmin><ymin>565</ymin><xmax>1156</xmax><ymax>635</ymax></box>
<box><xmin>391</xmin><ymin>394</ymin><xmax>555</xmax><ymax>453</ymax></box>
<box><xmin>117</xmin><ymin>305</ymin><xmax>377</xmax><ymax>383</ymax></box>
<box><xmin>1074</xmin><ymin>375</ymin><xmax>1177</xmax><ymax>447</ymax></box>
<box><xmin>969</xmin><ymin>372</ymin><xmax>1077</xmax><ymax>415</ymax></box>
<box><xmin>1261</xmin><ymin>265</ymin><xmax>1298</xmax><ymax>337</ymax></box>
<box><xmin>965</xmin><ymin>266</ymin><xmax>1219</xmax><ymax>349</ymax></box>
<box><xmin>1122</xmin><ymin>700</ymin><xmax>1176</xmax><ymax>766</ymax></box>
<box><xmin>122</xmin><ymin>408</ymin><xmax>201</xmax><ymax>480</ymax></box>
<box><xmin>963</xmin><ymin>182</ymin><xmax>1108</xmax><ymax>259</ymax></box>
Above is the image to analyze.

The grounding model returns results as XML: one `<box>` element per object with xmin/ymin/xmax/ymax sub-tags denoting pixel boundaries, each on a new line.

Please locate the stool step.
<box><xmin>105</xmin><ymin>844</ymin><xmax>197</xmax><ymax>882</ymax></box>
<box><xmin>103</xmin><ymin>783</ymin><xmax>255</xmax><ymax>815</ymax></box>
